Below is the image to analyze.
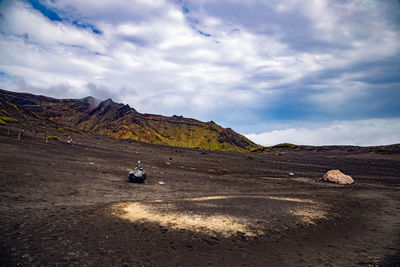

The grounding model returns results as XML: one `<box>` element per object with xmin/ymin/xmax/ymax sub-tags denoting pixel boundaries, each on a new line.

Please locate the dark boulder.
<box><xmin>128</xmin><ymin>169</ymin><xmax>147</xmax><ymax>183</ymax></box>
<box><xmin>128</xmin><ymin>161</ymin><xmax>147</xmax><ymax>183</ymax></box>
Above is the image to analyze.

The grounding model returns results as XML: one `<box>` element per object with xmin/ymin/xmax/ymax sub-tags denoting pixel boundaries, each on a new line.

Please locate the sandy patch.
<box><xmin>115</xmin><ymin>202</ymin><xmax>252</xmax><ymax>236</ymax></box>
<box><xmin>291</xmin><ymin>209</ymin><xmax>327</xmax><ymax>225</ymax></box>
<box><xmin>112</xmin><ymin>195</ymin><xmax>327</xmax><ymax>237</ymax></box>
<box><xmin>142</xmin><ymin>195</ymin><xmax>318</xmax><ymax>203</ymax></box>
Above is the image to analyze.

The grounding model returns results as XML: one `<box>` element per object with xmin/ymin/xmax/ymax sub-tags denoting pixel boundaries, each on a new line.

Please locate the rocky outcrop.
<box><xmin>323</xmin><ymin>170</ymin><xmax>354</xmax><ymax>185</ymax></box>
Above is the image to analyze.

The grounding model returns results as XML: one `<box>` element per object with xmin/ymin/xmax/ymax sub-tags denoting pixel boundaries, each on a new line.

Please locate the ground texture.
<box><xmin>1</xmin><ymin>125</ymin><xmax>400</xmax><ymax>266</ymax></box>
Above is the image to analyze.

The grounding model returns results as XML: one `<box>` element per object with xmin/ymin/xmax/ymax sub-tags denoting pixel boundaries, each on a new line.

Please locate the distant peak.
<box><xmin>100</xmin><ymin>98</ymin><xmax>114</xmax><ymax>106</ymax></box>
<box><xmin>82</xmin><ymin>96</ymin><xmax>95</xmax><ymax>100</ymax></box>
<box><xmin>80</xmin><ymin>96</ymin><xmax>98</xmax><ymax>103</ymax></box>
<box><xmin>81</xmin><ymin>96</ymin><xmax>101</xmax><ymax>112</ymax></box>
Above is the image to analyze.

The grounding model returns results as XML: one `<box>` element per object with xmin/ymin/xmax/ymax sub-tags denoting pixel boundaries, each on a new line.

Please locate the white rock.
<box><xmin>323</xmin><ymin>170</ymin><xmax>354</xmax><ymax>185</ymax></box>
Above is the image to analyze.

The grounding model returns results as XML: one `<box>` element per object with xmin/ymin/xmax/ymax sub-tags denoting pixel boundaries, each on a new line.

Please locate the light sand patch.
<box><xmin>112</xmin><ymin>195</ymin><xmax>328</xmax><ymax>237</ymax></box>
<box><xmin>268</xmin><ymin>196</ymin><xmax>318</xmax><ymax>204</ymax></box>
<box><xmin>142</xmin><ymin>195</ymin><xmax>318</xmax><ymax>204</ymax></box>
<box><xmin>115</xmin><ymin>202</ymin><xmax>253</xmax><ymax>236</ymax></box>
<box><xmin>291</xmin><ymin>208</ymin><xmax>327</xmax><ymax>225</ymax></box>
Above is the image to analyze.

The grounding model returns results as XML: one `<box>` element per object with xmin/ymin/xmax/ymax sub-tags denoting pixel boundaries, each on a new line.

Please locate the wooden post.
<box><xmin>7</xmin><ymin>129</ymin><xmax>10</xmax><ymax>136</ymax></box>
<box><xmin>45</xmin><ymin>132</ymin><xmax>48</xmax><ymax>144</ymax></box>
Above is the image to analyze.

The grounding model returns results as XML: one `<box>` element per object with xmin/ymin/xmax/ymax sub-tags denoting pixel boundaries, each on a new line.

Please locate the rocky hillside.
<box><xmin>0</xmin><ymin>89</ymin><xmax>259</xmax><ymax>152</ymax></box>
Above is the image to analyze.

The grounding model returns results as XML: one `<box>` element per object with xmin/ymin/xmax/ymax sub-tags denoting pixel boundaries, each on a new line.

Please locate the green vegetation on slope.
<box><xmin>0</xmin><ymin>89</ymin><xmax>260</xmax><ymax>152</ymax></box>
<box><xmin>106</xmin><ymin>119</ymin><xmax>256</xmax><ymax>152</ymax></box>
<box><xmin>0</xmin><ymin>116</ymin><xmax>19</xmax><ymax>123</ymax></box>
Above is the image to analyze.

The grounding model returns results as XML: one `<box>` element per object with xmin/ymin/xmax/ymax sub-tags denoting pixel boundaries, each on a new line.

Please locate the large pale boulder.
<box><xmin>323</xmin><ymin>170</ymin><xmax>354</xmax><ymax>185</ymax></box>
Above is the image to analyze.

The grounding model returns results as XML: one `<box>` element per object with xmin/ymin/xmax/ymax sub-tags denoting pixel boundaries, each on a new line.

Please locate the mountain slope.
<box><xmin>0</xmin><ymin>89</ymin><xmax>259</xmax><ymax>152</ymax></box>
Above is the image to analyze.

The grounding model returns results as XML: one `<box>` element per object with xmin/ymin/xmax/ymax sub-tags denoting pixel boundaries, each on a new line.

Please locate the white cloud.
<box><xmin>246</xmin><ymin>118</ymin><xmax>400</xmax><ymax>146</ymax></box>
<box><xmin>1</xmin><ymin>0</ymin><xmax>277</xmax><ymax>116</ymax></box>
<box><xmin>0</xmin><ymin>0</ymin><xmax>399</xmax><ymax>143</ymax></box>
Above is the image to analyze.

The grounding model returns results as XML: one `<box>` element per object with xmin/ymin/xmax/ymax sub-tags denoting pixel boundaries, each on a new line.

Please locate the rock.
<box><xmin>323</xmin><ymin>170</ymin><xmax>354</xmax><ymax>185</ymax></box>
<box><xmin>128</xmin><ymin>169</ymin><xmax>147</xmax><ymax>183</ymax></box>
<box><xmin>128</xmin><ymin>161</ymin><xmax>147</xmax><ymax>183</ymax></box>
<box><xmin>288</xmin><ymin>172</ymin><xmax>294</xmax><ymax>176</ymax></box>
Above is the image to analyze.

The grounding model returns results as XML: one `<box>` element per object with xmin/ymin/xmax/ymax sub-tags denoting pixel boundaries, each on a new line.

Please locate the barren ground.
<box><xmin>1</xmin><ymin>125</ymin><xmax>400</xmax><ymax>266</ymax></box>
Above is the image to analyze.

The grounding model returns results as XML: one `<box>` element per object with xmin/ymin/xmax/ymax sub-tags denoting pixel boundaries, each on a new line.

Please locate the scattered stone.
<box><xmin>322</xmin><ymin>170</ymin><xmax>354</xmax><ymax>185</ymax></box>
<box><xmin>288</xmin><ymin>172</ymin><xmax>294</xmax><ymax>176</ymax></box>
<box><xmin>158</xmin><ymin>181</ymin><xmax>165</xmax><ymax>185</ymax></box>
<box><xmin>128</xmin><ymin>161</ymin><xmax>147</xmax><ymax>183</ymax></box>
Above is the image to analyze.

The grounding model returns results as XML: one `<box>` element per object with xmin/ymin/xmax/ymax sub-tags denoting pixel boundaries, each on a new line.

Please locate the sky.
<box><xmin>0</xmin><ymin>0</ymin><xmax>399</xmax><ymax>146</ymax></box>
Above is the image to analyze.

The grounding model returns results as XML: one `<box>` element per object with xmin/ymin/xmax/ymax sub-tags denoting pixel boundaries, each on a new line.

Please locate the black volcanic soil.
<box><xmin>1</xmin><ymin>125</ymin><xmax>400</xmax><ymax>266</ymax></box>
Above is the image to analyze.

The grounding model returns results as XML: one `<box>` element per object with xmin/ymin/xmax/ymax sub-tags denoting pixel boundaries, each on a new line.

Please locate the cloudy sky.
<box><xmin>0</xmin><ymin>0</ymin><xmax>399</xmax><ymax>146</ymax></box>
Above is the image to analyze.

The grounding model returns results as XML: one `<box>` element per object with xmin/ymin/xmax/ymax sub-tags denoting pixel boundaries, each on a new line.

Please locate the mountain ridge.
<box><xmin>0</xmin><ymin>88</ymin><xmax>259</xmax><ymax>152</ymax></box>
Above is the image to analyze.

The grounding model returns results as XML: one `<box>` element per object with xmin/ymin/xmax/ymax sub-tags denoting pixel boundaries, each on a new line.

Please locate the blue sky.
<box><xmin>0</xmin><ymin>0</ymin><xmax>399</xmax><ymax>145</ymax></box>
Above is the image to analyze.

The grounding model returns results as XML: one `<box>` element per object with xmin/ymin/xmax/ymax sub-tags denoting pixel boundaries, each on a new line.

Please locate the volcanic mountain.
<box><xmin>0</xmin><ymin>89</ymin><xmax>259</xmax><ymax>152</ymax></box>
